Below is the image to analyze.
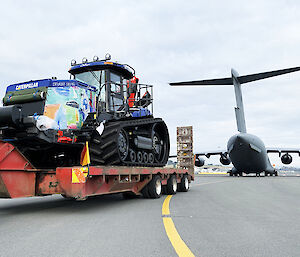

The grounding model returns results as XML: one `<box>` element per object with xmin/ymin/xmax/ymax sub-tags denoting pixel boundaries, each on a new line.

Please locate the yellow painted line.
<box><xmin>162</xmin><ymin>195</ymin><xmax>195</xmax><ymax>257</ymax></box>
<box><xmin>161</xmin><ymin>180</ymin><xmax>230</xmax><ymax>256</ymax></box>
<box><xmin>162</xmin><ymin>195</ymin><xmax>172</xmax><ymax>215</ymax></box>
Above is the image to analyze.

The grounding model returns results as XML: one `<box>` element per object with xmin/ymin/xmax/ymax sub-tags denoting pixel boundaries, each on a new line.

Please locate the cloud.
<box><xmin>1</xmin><ymin>0</ymin><xmax>300</xmax><ymax>166</ymax></box>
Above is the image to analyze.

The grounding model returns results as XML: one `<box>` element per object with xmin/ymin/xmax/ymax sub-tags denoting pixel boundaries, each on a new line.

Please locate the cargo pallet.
<box><xmin>0</xmin><ymin>141</ymin><xmax>193</xmax><ymax>200</ymax></box>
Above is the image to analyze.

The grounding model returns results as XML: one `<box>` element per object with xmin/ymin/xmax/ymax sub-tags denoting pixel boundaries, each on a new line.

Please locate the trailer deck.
<box><xmin>0</xmin><ymin>140</ymin><xmax>193</xmax><ymax>200</ymax></box>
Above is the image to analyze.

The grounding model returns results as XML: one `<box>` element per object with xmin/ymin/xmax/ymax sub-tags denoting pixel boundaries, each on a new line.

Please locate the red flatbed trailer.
<box><xmin>0</xmin><ymin>141</ymin><xmax>194</xmax><ymax>200</ymax></box>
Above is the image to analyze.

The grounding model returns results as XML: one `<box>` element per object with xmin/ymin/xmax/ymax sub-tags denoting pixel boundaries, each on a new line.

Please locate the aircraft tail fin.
<box><xmin>170</xmin><ymin>65</ymin><xmax>300</xmax><ymax>134</ymax></box>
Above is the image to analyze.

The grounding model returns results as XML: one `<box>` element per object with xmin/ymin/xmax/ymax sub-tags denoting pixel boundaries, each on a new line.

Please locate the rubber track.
<box><xmin>89</xmin><ymin>118</ymin><xmax>169</xmax><ymax>167</ymax></box>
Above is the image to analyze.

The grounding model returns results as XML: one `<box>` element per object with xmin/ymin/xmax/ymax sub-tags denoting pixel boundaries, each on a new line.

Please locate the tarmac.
<box><xmin>0</xmin><ymin>175</ymin><xmax>299</xmax><ymax>257</ymax></box>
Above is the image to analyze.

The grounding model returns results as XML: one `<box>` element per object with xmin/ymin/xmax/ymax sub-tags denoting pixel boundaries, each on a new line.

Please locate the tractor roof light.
<box><xmin>71</xmin><ymin>59</ymin><xmax>76</xmax><ymax>66</ymax></box>
<box><xmin>105</xmin><ymin>53</ymin><xmax>111</xmax><ymax>60</ymax></box>
<box><xmin>93</xmin><ymin>55</ymin><xmax>99</xmax><ymax>62</ymax></box>
<box><xmin>82</xmin><ymin>57</ymin><xmax>88</xmax><ymax>63</ymax></box>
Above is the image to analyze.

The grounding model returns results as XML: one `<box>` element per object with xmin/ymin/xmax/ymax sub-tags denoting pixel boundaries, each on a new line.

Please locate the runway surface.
<box><xmin>0</xmin><ymin>176</ymin><xmax>299</xmax><ymax>257</ymax></box>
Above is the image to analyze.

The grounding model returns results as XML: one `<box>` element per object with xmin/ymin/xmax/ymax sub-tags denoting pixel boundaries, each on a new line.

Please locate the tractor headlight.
<box><xmin>82</xmin><ymin>57</ymin><xmax>88</xmax><ymax>63</ymax></box>
<box><xmin>71</xmin><ymin>59</ymin><xmax>76</xmax><ymax>66</ymax></box>
<box><xmin>105</xmin><ymin>53</ymin><xmax>111</xmax><ymax>60</ymax></box>
<box><xmin>93</xmin><ymin>55</ymin><xmax>99</xmax><ymax>62</ymax></box>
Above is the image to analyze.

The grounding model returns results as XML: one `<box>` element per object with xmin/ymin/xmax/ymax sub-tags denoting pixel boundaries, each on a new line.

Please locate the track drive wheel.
<box><xmin>166</xmin><ymin>175</ymin><xmax>177</xmax><ymax>195</ymax></box>
<box><xmin>178</xmin><ymin>175</ymin><xmax>189</xmax><ymax>192</ymax></box>
<box><xmin>148</xmin><ymin>175</ymin><xmax>162</xmax><ymax>198</ymax></box>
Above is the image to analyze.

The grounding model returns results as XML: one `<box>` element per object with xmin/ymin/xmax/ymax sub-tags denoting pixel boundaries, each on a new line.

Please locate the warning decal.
<box><xmin>72</xmin><ymin>167</ymin><xmax>88</xmax><ymax>183</ymax></box>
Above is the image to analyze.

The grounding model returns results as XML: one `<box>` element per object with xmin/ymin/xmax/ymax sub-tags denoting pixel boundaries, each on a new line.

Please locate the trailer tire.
<box><xmin>141</xmin><ymin>184</ymin><xmax>150</xmax><ymax>198</ymax></box>
<box><xmin>178</xmin><ymin>175</ymin><xmax>189</xmax><ymax>192</ymax></box>
<box><xmin>61</xmin><ymin>194</ymin><xmax>75</xmax><ymax>200</ymax></box>
<box><xmin>122</xmin><ymin>192</ymin><xmax>138</xmax><ymax>199</ymax></box>
<box><xmin>162</xmin><ymin>185</ymin><xmax>167</xmax><ymax>195</ymax></box>
<box><xmin>148</xmin><ymin>175</ymin><xmax>162</xmax><ymax>198</ymax></box>
<box><xmin>166</xmin><ymin>175</ymin><xmax>177</xmax><ymax>195</ymax></box>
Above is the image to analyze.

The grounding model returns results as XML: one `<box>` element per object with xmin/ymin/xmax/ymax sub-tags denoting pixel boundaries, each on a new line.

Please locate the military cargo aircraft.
<box><xmin>170</xmin><ymin>66</ymin><xmax>300</xmax><ymax>176</ymax></box>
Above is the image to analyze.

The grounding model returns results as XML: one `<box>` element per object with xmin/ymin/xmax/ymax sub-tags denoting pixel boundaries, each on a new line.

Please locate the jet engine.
<box><xmin>220</xmin><ymin>154</ymin><xmax>231</xmax><ymax>165</ymax></box>
<box><xmin>194</xmin><ymin>155</ymin><xmax>205</xmax><ymax>167</ymax></box>
<box><xmin>281</xmin><ymin>153</ymin><xmax>292</xmax><ymax>165</ymax></box>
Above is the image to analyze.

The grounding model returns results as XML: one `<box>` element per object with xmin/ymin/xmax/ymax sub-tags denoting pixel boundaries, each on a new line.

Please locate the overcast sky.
<box><xmin>1</xmin><ymin>0</ymin><xmax>300</xmax><ymax>167</ymax></box>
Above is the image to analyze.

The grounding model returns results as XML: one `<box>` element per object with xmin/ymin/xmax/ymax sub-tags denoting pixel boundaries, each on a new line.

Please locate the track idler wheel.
<box><xmin>137</xmin><ymin>151</ymin><xmax>143</xmax><ymax>163</ymax></box>
<box><xmin>129</xmin><ymin>149</ymin><xmax>136</xmax><ymax>162</ymax></box>
<box><xmin>148</xmin><ymin>153</ymin><xmax>154</xmax><ymax>164</ymax></box>
<box><xmin>143</xmin><ymin>152</ymin><xmax>148</xmax><ymax>163</ymax></box>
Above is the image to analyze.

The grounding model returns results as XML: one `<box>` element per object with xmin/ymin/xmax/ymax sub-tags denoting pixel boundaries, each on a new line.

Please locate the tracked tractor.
<box><xmin>0</xmin><ymin>54</ymin><xmax>170</xmax><ymax>169</ymax></box>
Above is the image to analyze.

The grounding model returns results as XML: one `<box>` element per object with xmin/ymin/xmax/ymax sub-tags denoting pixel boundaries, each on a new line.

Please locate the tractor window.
<box><xmin>110</xmin><ymin>73</ymin><xmax>122</xmax><ymax>93</ymax></box>
<box><xmin>109</xmin><ymin>72</ymin><xmax>124</xmax><ymax>112</ymax></box>
<box><xmin>110</xmin><ymin>72</ymin><xmax>121</xmax><ymax>84</ymax></box>
<box><xmin>75</xmin><ymin>71</ymin><xmax>101</xmax><ymax>87</ymax></box>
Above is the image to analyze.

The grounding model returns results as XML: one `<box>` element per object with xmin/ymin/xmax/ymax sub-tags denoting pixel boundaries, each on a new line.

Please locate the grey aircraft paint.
<box><xmin>170</xmin><ymin>66</ymin><xmax>300</xmax><ymax>176</ymax></box>
<box><xmin>228</xmin><ymin>133</ymin><xmax>274</xmax><ymax>175</ymax></box>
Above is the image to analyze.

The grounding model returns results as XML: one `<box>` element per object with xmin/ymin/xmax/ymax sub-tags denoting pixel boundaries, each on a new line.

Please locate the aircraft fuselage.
<box><xmin>227</xmin><ymin>133</ymin><xmax>275</xmax><ymax>175</ymax></box>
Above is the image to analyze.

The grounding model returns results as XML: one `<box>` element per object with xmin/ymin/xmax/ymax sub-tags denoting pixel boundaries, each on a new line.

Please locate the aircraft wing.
<box><xmin>266</xmin><ymin>147</ymin><xmax>300</xmax><ymax>155</ymax></box>
<box><xmin>195</xmin><ymin>150</ymin><xmax>227</xmax><ymax>158</ymax></box>
<box><xmin>170</xmin><ymin>149</ymin><xmax>227</xmax><ymax>158</ymax></box>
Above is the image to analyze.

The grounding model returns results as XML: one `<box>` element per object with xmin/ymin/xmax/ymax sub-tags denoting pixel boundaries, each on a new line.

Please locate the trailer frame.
<box><xmin>0</xmin><ymin>141</ymin><xmax>194</xmax><ymax>200</ymax></box>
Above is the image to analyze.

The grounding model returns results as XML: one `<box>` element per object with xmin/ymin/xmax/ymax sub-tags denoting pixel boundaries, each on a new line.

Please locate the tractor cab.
<box><xmin>69</xmin><ymin>55</ymin><xmax>153</xmax><ymax>119</ymax></box>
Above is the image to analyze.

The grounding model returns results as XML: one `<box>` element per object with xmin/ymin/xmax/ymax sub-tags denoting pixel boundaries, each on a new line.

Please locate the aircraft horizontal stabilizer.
<box><xmin>170</xmin><ymin>66</ymin><xmax>300</xmax><ymax>86</ymax></box>
<box><xmin>238</xmin><ymin>66</ymin><xmax>300</xmax><ymax>84</ymax></box>
<box><xmin>170</xmin><ymin>77</ymin><xmax>232</xmax><ymax>86</ymax></box>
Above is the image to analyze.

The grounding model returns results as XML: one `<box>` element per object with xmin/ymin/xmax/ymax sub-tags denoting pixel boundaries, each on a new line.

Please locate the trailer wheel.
<box><xmin>141</xmin><ymin>184</ymin><xmax>150</xmax><ymax>198</ymax></box>
<box><xmin>166</xmin><ymin>175</ymin><xmax>177</xmax><ymax>195</ymax></box>
<box><xmin>61</xmin><ymin>194</ymin><xmax>75</xmax><ymax>200</ymax></box>
<box><xmin>161</xmin><ymin>185</ymin><xmax>166</xmax><ymax>195</ymax></box>
<box><xmin>122</xmin><ymin>192</ymin><xmax>138</xmax><ymax>199</ymax></box>
<box><xmin>178</xmin><ymin>175</ymin><xmax>189</xmax><ymax>192</ymax></box>
<box><xmin>148</xmin><ymin>175</ymin><xmax>162</xmax><ymax>198</ymax></box>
